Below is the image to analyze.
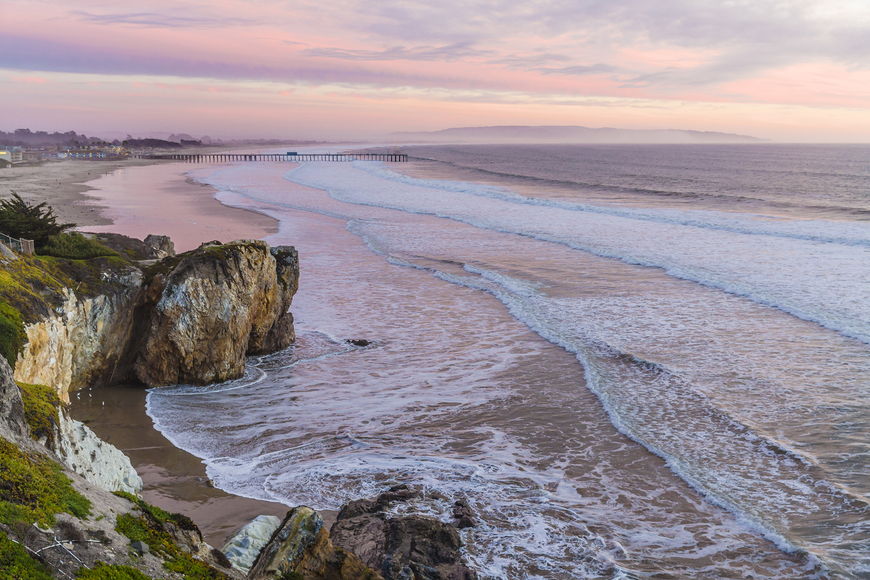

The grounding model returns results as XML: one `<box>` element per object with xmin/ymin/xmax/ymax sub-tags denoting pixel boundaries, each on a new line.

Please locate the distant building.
<box><xmin>0</xmin><ymin>148</ymin><xmax>23</xmax><ymax>163</ymax></box>
<box><xmin>67</xmin><ymin>150</ymin><xmax>107</xmax><ymax>159</ymax></box>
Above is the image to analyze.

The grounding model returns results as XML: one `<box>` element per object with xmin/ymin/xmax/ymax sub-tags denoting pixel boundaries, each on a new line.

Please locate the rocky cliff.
<box><xmin>7</xmin><ymin>236</ymin><xmax>299</xmax><ymax>393</ymax></box>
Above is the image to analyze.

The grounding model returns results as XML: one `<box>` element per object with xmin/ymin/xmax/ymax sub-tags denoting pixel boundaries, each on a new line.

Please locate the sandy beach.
<box><xmin>0</xmin><ymin>159</ymin><xmax>156</xmax><ymax>227</ymax></box>
<box><xmin>2</xmin><ymin>158</ymin><xmax>289</xmax><ymax>547</ymax></box>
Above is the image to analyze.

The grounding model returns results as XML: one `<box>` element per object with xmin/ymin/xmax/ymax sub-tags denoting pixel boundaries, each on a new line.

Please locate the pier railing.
<box><xmin>134</xmin><ymin>153</ymin><xmax>408</xmax><ymax>163</ymax></box>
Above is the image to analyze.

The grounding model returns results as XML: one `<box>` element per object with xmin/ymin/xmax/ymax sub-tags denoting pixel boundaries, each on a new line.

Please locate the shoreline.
<box><xmin>5</xmin><ymin>158</ymin><xmax>291</xmax><ymax>547</ymax></box>
<box><xmin>68</xmin><ymin>384</ymin><xmax>289</xmax><ymax>548</ymax></box>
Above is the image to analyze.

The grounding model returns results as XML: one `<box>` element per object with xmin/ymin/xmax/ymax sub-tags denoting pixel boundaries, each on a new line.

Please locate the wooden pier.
<box><xmin>134</xmin><ymin>152</ymin><xmax>408</xmax><ymax>162</ymax></box>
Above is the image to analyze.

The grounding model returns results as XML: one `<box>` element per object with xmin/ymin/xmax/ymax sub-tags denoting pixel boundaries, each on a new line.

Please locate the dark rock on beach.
<box><xmin>331</xmin><ymin>485</ymin><xmax>477</xmax><ymax>580</ymax></box>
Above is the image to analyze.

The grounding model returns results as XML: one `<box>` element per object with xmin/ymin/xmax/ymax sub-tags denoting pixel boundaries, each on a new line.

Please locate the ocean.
<box><xmin>145</xmin><ymin>144</ymin><xmax>870</xmax><ymax>579</ymax></box>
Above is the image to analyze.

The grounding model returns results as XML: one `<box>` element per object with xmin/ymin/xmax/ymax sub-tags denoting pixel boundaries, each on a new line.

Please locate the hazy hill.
<box><xmin>392</xmin><ymin>125</ymin><xmax>768</xmax><ymax>144</ymax></box>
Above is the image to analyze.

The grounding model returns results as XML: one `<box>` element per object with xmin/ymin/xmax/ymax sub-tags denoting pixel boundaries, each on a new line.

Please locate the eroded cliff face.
<box><xmin>133</xmin><ymin>241</ymin><xmax>299</xmax><ymax>386</ymax></box>
<box><xmin>15</xmin><ymin>272</ymin><xmax>142</xmax><ymax>403</ymax></box>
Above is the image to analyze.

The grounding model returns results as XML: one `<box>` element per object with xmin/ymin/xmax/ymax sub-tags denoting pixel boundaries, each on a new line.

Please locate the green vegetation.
<box><xmin>114</xmin><ymin>493</ymin><xmax>227</xmax><ymax>580</ymax></box>
<box><xmin>0</xmin><ymin>248</ymin><xmax>136</xmax><ymax>331</ymax></box>
<box><xmin>0</xmin><ymin>531</ymin><xmax>54</xmax><ymax>580</ymax></box>
<box><xmin>0</xmin><ymin>299</ymin><xmax>25</xmax><ymax>367</ymax></box>
<box><xmin>0</xmin><ymin>192</ymin><xmax>74</xmax><ymax>249</ymax></box>
<box><xmin>0</xmin><ymin>438</ymin><xmax>91</xmax><ymax>527</ymax></box>
<box><xmin>17</xmin><ymin>381</ymin><xmax>61</xmax><ymax>442</ymax></box>
<box><xmin>76</xmin><ymin>562</ymin><xmax>153</xmax><ymax>580</ymax></box>
<box><xmin>38</xmin><ymin>233</ymin><xmax>120</xmax><ymax>260</ymax></box>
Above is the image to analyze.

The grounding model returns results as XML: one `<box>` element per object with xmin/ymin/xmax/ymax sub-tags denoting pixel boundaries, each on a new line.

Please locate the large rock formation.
<box><xmin>0</xmin><ymin>357</ymin><xmax>241</xmax><ymax>579</ymax></box>
<box><xmin>11</xmin><ymin>236</ymin><xmax>299</xmax><ymax>392</ymax></box>
<box><xmin>248</xmin><ymin>507</ymin><xmax>383</xmax><ymax>580</ymax></box>
<box><xmin>133</xmin><ymin>240</ymin><xmax>298</xmax><ymax>386</ymax></box>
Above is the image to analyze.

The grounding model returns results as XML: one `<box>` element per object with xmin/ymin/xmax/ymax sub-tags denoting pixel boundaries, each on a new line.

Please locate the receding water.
<box><xmin>147</xmin><ymin>145</ymin><xmax>870</xmax><ymax>578</ymax></box>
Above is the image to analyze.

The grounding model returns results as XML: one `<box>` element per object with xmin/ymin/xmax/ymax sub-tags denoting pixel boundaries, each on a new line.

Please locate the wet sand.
<box><xmin>74</xmin><ymin>162</ymin><xmax>278</xmax><ymax>252</ymax></box>
<box><xmin>3</xmin><ymin>158</ymin><xmax>289</xmax><ymax>546</ymax></box>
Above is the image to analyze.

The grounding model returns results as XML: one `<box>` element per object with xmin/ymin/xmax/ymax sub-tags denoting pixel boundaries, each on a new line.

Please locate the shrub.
<box><xmin>0</xmin><ymin>438</ymin><xmax>91</xmax><ymax>527</ymax></box>
<box><xmin>38</xmin><ymin>233</ymin><xmax>120</xmax><ymax>260</ymax></box>
<box><xmin>0</xmin><ymin>299</ymin><xmax>25</xmax><ymax>367</ymax></box>
<box><xmin>114</xmin><ymin>495</ymin><xmax>228</xmax><ymax>580</ymax></box>
<box><xmin>0</xmin><ymin>192</ymin><xmax>74</xmax><ymax>248</ymax></box>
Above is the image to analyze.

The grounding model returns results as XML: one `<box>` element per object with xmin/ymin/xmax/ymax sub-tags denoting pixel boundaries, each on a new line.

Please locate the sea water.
<box><xmin>146</xmin><ymin>144</ymin><xmax>870</xmax><ymax>578</ymax></box>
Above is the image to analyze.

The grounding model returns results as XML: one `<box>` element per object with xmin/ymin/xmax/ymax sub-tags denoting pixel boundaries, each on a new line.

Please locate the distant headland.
<box><xmin>392</xmin><ymin>125</ymin><xmax>769</xmax><ymax>144</ymax></box>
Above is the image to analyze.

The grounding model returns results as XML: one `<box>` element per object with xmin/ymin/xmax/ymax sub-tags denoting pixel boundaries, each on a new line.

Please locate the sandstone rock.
<box><xmin>55</xmin><ymin>409</ymin><xmax>143</xmax><ymax>495</ymax></box>
<box><xmin>12</xmin><ymin>236</ymin><xmax>298</xmax><ymax>396</ymax></box>
<box><xmin>0</xmin><ymin>357</ymin><xmax>29</xmax><ymax>442</ymax></box>
<box><xmin>222</xmin><ymin>514</ymin><xmax>282</xmax><ymax>573</ymax></box>
<box><xmin>248</xmin><ymin>507</ymin><xmax>383</xmax><ymax>580</ymax></box>
<box><xmin>133</xmin><ymin>240</ymin><xmax>299</xmax><ymax>386</ymax></box>
<box><xmin>331</xmin><ymin>485</ymin><xmax>477</xmax><ymax>580</ymax></box>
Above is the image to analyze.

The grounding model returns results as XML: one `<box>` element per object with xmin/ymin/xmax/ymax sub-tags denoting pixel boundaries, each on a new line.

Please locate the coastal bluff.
<box><xmin>7</xmin><ymin>236</ymin><xmax>299</xmax><ymax>397</ymax></box>
<box><xmin>0</xmin><ymin>234</ymin><xmax>478</xmax><ymax>580</ymax></box>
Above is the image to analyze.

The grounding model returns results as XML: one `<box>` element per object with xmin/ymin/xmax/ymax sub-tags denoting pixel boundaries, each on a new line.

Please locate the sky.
<box><xmin>1</xmin><ymin>0</ymin><xmax>869</xmax><ymax>142</ymax></box>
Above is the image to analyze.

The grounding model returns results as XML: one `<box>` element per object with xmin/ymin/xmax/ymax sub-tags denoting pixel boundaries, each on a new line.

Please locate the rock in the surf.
<box><xmin>133</xmin><ymin>240</ymin><xmax>298</xmax><ymax>386</ymax></box>
<box><xmin>330</xmin><ymin>485</ymin><xmax>477</xmax><ymax>580</ymax></box>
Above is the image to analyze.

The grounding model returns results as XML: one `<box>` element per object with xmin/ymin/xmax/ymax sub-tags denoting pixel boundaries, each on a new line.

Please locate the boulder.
<box><xmin>331</xmin><ymin>486</ymin><xmax>477</xmax><ymax>580</ymax></box>
<box><xmin>133</xmin><ymin>240</ymin><xmax>299</xmax><ymax>386</ymax></box>
<box><xmin>144</xmin><ymin>234</ymin><xmax>176</xmax><ymax>259</ymax></box>
<box><xmin>248</xmin><ymin>507</ymin><xmax>383</xmax><ymax>580</ymax></box>
<box><xmin>0</xmin><ymin>241</ymin><xmax>17</xmax><ymax>262</ymax></box>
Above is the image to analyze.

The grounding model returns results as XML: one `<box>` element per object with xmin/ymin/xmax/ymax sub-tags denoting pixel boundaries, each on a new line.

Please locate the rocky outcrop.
<box><xmin>55</xmin><ymin>409</ymin><xmax>143</xmax><ymax>496</ymax></box>
<box><xmin>248</xmin><ymin>507</ymin><xmax>383</xmax><ymax>580</ymax></box>
<box><xmin>11</xmin><ymin>236</ymin><xmax>299</xmax><ymax>394</ymax></box>
<box><xmin>331</xmin><ymin>485</ymin><xmax>477</xmax><ymax>580</ymax></box>
<box><xmin>0</xmin><ymin>357</ymin><xmax>239</xmax><ymax>580</ymax></box>
<box><xmin>133</xmin><ymin>240</ymin><xmax>298</xmax><ymax>386</ymax></box>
